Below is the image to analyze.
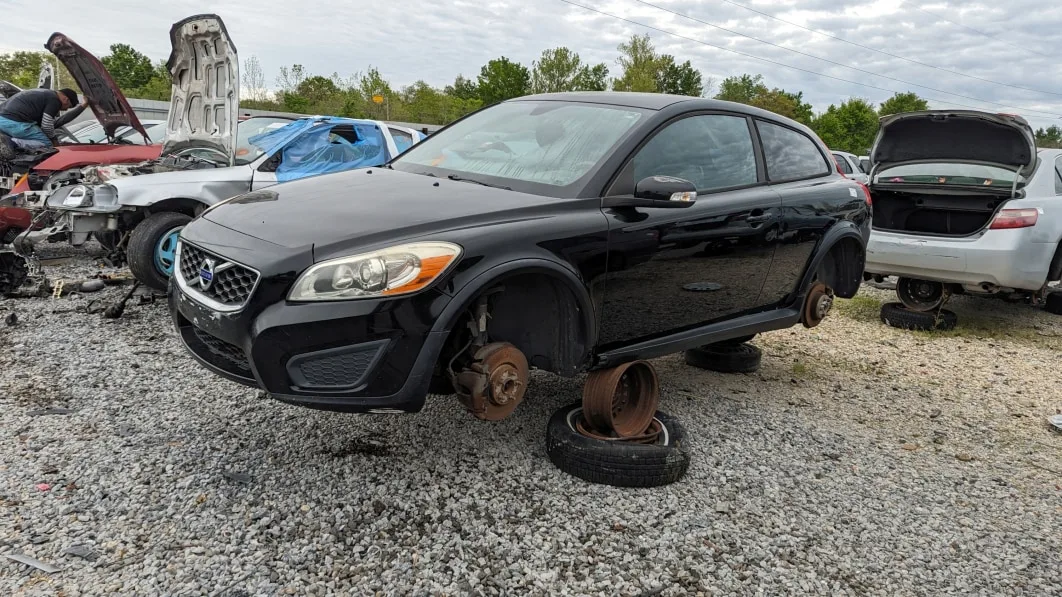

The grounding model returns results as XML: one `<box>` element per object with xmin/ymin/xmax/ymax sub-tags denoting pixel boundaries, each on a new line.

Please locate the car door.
<box><xmin>596</xmin><ymin>112</ymin><xmax>782</xmax><ymax>348</ymax></box>
<box><xmin>757</xmin><ymin>119</ymin><xmax>850</xmax><ymax>305</ymax></box>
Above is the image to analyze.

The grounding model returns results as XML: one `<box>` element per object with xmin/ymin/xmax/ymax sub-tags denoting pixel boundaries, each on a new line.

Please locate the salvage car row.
<box><xmin>3</xmin><ymin>14</ymin><xmax>1061</xmax><ymax>488</ymax></box>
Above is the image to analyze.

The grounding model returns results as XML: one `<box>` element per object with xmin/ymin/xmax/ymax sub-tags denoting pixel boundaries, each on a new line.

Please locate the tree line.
<box><xmin>3</xmin><ymin>34</ymin><xmax>1061</xmax><ymax>152</ymax></box>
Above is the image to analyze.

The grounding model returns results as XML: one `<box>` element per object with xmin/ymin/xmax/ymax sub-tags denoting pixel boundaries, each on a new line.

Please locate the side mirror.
<box><xmin>603</xmin><ymin>176</ymin><xmax>697</xmax><ymax>209</ymax></box>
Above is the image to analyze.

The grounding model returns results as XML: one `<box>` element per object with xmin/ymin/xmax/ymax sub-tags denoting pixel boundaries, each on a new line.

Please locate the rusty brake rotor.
<box><xmin>803</xmin><ymin>281</ymin><xmax>834</xmax><ymax>328</ymax></box>
<box><xmin>455</xmin><ymin>342</ymin><xmax>529</xmax><ymax>421</ymax></box>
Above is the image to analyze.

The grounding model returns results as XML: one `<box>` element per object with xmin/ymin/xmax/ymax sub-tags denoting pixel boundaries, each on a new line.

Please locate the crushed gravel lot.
<box><xmin>2</xmin><ymin>245</ymin><xmax>1061</xmax><ymax>596</ymax></box>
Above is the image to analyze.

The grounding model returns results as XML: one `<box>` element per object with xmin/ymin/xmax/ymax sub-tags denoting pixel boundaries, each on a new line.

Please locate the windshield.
<box><xmin>234</xmin><ymin>117</ymin><xmax>296</xmax><ymax>165</ymax></box>
<box><xmin>117</xmin><ymin>122</ymin><xmax>166</xmax><ymax>144</ymax></box>
<box><xmin>392</xmin><ymin>100</ymin><xmax>646</xmax><ymax>192</ymax></box>
<box><xmin>875</xmin><ymin>162</ymin><xmax>1018</xmax><ymax>187</ymax></box>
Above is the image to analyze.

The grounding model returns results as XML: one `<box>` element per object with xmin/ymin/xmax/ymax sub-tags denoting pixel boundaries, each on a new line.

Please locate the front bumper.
<box><xmin>865</xmin><ymin>228</ymin><xmax>1055</xmax><ymax>290</ymax></box>
<box><xmin>168</xmin><ymin>240</ymin><xmax>452</xmax><ymax>413</ymax></box>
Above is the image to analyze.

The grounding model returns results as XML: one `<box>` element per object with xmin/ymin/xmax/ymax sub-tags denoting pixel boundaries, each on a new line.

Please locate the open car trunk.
<box><xmin>870</xmin><ymin>188</ymin><xmax>1012</xmax><ymax>236</ymax></box>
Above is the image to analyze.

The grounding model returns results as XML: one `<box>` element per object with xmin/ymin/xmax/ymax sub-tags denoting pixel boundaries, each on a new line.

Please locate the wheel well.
<box><xmin>144</xmin><ymin>198</ymin><xmax>209</xmax><ymax>220</ymax></box>
<box><xmin>441</xmin><ymin>272</ymin><xmax>591</xmax><ymax>378</ymax></box>
<box><xmin>816</xmin><ymin>236</ymin><xmax>865</xmax><ymax>298</ymax></box>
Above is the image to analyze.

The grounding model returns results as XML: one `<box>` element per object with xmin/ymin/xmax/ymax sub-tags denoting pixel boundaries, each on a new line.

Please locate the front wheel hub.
<box><xmin>455</xmin><ymin>342</ymin><xmax>529</xmax><ymax>421</ymax></box>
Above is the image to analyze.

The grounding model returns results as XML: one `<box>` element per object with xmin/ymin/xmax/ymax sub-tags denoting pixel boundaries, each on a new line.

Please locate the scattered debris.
<box><xmin>4</xmin><ymin>312</ymin><xmax>15</xmax><ymax>326</ymax></box>
<box><xmin>3</xmin><ymin>553</ymin><xmax>62</xmax><ymax>573</ymax></box>
<box><xmin>27</xmin><ymin>407</ymin><xmax>73</xmax><ymax>416</ymax></box>
<box><xmin>103</xmin><ymin>281</ymin><xmax>142</xmax><ymax>319</ymax></box>
<box><xmin>61</xmin><ymin>544</ymin><xmax>98</xmax><ymax>561</ymax></box>
<box><xmin>223</xmin><ymin>471</ymin><xmax>252</xmax><ymax>484</ymax></box>
<box><xmin>40</xmin><ymin>464</ymin><xmax>58</xmax><ymax>475</ymax></box>
<box><xmin>902</xmin><ymin>443</ymin><xmax>920</xmax><ymax>451</ymax></box>
<box><xmin>35</xmin><ymin>483</ymin><xmax>51</xmax><ymax>491</ymax></box>
<box><xmin>79</xmin><ymin>279</ymin><xmax>105</xmax><ymax>293</ymax></box>
<box><xmin>956</xmin><ymin>452</ymin><xmax>974</xmax><ymax>462</ymax></box>
<box><xmin>1048</xmin><ymin>414</ymin><xmax>1062</xmax><ymax>433</ymax></box>
<box><xmin>929</xmin><ymin>408</ymin><xmax>942</xmax><ymax>419</ymax></box>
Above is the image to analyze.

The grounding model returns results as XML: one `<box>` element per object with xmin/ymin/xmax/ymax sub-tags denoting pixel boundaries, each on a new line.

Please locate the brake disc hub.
<box><xmin>455</xmin><ymin>342</ymin><xmax>529</xmax><ymax>421</ymax></box>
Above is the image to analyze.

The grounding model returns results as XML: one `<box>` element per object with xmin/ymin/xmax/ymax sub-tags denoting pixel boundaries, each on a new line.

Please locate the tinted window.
<box><xmin>859</xmin><ymin>158</ymin><xmax>871</xmax><ymax>172</ymax></box>
<box><xmin>389</xmin><ymin>127</ymin><xmax>415</xmax><ymax>153</ymax></box>
<box><xmin>833</xmin><ymin>153</ymin><xmax>852</xmax><ymax>174</ymax></box>
<box><xmin>758</xmin><ymin>120</ymin><xmax>829</xmax><ymax>180</ymax></box>
<box><xmin>628</xmin><ymin>114</ymin><xmax>757</xmax><ymax>192</ymax></box>
<box><xmin>394</xmin><ymin>100</ymin><xmax>646</xmax><ymax>191</ymax></box>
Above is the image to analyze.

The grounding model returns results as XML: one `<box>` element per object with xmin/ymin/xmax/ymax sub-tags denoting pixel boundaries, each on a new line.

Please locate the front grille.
<box><xmin>191</xmin><ymin>326</ymin><xmax>252</xmax><ymax>377</ymax></box>
<box><xmin>178</xmin><ymin>242</ymin><xmax>259</xmax><ymax>309</ymax></box>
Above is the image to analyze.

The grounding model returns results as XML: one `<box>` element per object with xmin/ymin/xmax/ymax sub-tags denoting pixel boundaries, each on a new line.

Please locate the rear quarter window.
<box><xmin>758</xmin><ymin>120</ymin><xmax>830</xmax><ymax>181</ymax></box>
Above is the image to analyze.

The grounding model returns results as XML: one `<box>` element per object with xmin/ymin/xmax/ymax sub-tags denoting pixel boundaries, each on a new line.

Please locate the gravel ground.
<box><xmin>1</xmin><ymin>246</ymin><xmax>1060</xmax><ymax>596</ymax></box>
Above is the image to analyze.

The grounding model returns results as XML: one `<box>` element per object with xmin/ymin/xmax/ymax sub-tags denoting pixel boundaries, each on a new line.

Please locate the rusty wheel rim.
<box><xmin>582</xmin><ymin>360</ymin><xmax>659</xmax><ymax>438</ymax></box>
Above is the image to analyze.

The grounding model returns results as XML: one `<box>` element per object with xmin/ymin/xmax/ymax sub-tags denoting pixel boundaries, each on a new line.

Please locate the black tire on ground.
<box><xmin>1045</xmin><ymin>292</ymin><xmax>1062</xmax><ymax>315</ymax></box>
<box><xmin>545</xmin><ymin>403</ymin><xmax>690</xmax><ymax>488</ymax></box>
<box><xmin>127</xmin><ymin>211</ymin><xmax>192</xmax><ymax>291</ymax></box>
<box><xmin>879</xmin><ymin>302</ymin><xmax>957</xmax><ymax>331</ymax></box>
<box><xmin>684</xmin><ymin>342</ymin><xmax>762</xmax><ymax>373</ymax></box>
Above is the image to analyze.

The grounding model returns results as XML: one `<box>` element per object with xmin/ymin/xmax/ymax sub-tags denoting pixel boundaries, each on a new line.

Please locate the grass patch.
<box><xmin>912</xmin><ymin>313</ymin><xmax>1058</xmax><ymax>347</ymax></box>
<box><xmin>791</xmin><ymin>361</ymin><xmax>810</xmax><ymax>376</ymax></box>
<box><xmin>834</xmin><ymin>295</ymin><xmax>883</xmax><ymax>323</ymax></box>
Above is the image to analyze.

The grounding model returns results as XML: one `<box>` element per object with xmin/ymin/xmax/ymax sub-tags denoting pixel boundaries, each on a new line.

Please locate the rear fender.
<box><xmin>794</xmin><ymin>222</ymin><xmax>868</xmax><ymax>301</ymax></box>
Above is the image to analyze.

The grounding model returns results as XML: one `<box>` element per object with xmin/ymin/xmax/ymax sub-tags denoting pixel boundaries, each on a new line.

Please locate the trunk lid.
<box><xmin>44</xmin><ymin>33</ymin><xmax>150</xmax><ymax>144</ymax></box>
<box><xmin>870</xmin><ymin>110</ymin><xmax>1036</xmax><ymax>178</ymax></box>
<box><xmin>162</xmin><ymin>14</ymin><xmax>239</xmax><ymax>165</ymax></box>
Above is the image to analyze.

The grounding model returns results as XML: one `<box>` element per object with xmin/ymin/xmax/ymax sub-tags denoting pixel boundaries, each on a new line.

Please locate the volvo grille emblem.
<box><xmin>198</xmin><ymin>258</ymin><xmax>216</xmax><ymax>290</ymax></box>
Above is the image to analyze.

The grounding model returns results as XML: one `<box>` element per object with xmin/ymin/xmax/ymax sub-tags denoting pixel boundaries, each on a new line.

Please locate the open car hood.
<box><xmin>162</xmin><ymin>14</ymin><xmax>238</xmax><ymax>165</ymax></box>
<box><xmin>45</xmin><ymin>33</ymin><xmax>149</xmax><ymax>143</ymax></box>
<box><xmin>871</xmin><ymin>110</ymin><xmax>1036</xmax><ymax>177</ymax></box>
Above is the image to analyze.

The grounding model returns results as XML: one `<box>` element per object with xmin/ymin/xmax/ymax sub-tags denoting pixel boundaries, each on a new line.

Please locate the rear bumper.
<box><xmin>865</xmin><ymin>228</ymin><xmax>1055</xmax><ymax>290</ymax></box>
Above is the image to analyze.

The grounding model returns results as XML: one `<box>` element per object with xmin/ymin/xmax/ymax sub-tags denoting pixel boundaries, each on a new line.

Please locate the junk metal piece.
<box><xmin>0</xmin><ymin>250</ymin><xmax>27</xmax><ymax>295</ymax></box>
<box><xmin>4</xmin><ymin>553</ymin><xmax>61</xmax><ymax>573</ymax></box>
<box><xmin>103</xmin><ymin>281</ymin><xmax>141</xmax><ymax>319</ymax></box>
<box><xmin>575</xmin><ymin>415</ymin><xmax>663</xmax><ymax>444</ymax></box>
<box><xmin>4</xmin><ymin>312</ymin><xmax>15</xmax><ymax>326</ymax></box>
<box><xmin>1049</xmin><ymin>414</ymin><xmax>1062</xmax><ymax>433</ymax></box>
<box><xmin>455</xmin><ymin>342</ymin><xmax>529</xmax><ymax>421</ymax></box>
<box><xmin>79</xmin><ymin>279</ymin><xmax>105</xmax><ymax>293</ymax></box>
<box><xmin>581</xmin><ymin>360</ymin><xmax>659</xmax><ymax>438</ymax></box>
<box><xmin>803</xmin><ymin>281</ymin><xmax>834</xmax><ymax>328</ymax></box>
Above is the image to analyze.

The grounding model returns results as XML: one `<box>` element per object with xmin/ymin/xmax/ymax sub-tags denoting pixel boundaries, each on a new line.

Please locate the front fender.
<box><xmin>431</xmin><ymin>257</ymin><xmax>598</xmax><ymax>347</ymax></box>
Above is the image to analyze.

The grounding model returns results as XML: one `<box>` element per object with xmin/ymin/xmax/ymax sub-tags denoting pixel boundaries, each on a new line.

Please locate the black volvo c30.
<box><xmin>169</xmin><ymin>92</ymin><xmax>870</xmax><ymax>418</ymax></box>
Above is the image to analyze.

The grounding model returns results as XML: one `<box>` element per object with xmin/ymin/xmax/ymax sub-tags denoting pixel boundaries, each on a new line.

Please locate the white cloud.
<box><xmin>6</xmin><ymin>0</ymin><xmax>1061</xmax><ymax>126</ymax></box>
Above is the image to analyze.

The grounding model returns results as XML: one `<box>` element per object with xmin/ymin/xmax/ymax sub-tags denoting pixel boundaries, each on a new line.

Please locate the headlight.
<box><xmin>288</xmin><ymin>241</ymin><xmax>462</xmax><ymax>301</ymax></box>
<box><xmin>62</xmin><ymin>185</ymin><xmax>92</xmax><ymax>207</ymax></box>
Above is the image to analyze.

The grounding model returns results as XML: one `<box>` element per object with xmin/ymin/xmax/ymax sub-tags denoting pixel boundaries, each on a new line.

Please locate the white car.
<box><xmin>863</xmin><ymin>110</ymin><xmax>1062</xmax><ymax>315</ymax></box>
<box><xmin>831</xmin><ymin>150</ymin><xmax>870</xmax><ymax>185</ymax></box>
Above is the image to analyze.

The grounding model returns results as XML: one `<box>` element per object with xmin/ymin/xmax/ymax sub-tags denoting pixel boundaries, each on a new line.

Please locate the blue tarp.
<box><xmin>247</xmin><ymin>117</ymin><xmax>389</xmax><ymax>183</ymax></box>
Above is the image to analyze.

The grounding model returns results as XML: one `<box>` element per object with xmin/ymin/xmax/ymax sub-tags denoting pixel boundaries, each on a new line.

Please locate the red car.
<box><xmin>0</xmin><ymin>31</ymin><xmax>161</xmax><ymax>243</ymax></box>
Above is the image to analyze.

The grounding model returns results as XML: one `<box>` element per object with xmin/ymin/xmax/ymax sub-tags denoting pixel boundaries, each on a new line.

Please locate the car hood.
<box><xmin>45</xmin><ymin>33</ymin><xmax>149</xmax><ymax>143</ymax></box>
<box><xmin>32</xmin><ymin>144</ymin><xmax>162</xmax><ymax>173</ymax></box>
<box><xmin>202</xmin><ymin>168</ymin><xmax>574</xmax><ymax>261</ymax></box>
<box><xmin>871</xmin><ymin>110</ymin><xmax>1036</xmax><ymax>177</ymax></box>
<box><xmin>162</xmin><ymin>14</ymin><xmax>239</xmax><ymax>164</ymax></box>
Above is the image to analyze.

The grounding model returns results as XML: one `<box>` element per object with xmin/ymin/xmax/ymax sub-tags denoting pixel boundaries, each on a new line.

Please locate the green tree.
<box><xmin>715</xmin><ymin>74</ymin><xmax>812</xmax><ymax>123</ymax></box>
<box><xmin>1035</xmin><ymin>126</ymin><xmax>1062</xmax><ymax>149</ymax></box>
<box><xmin>878</xmin><ymin>92</ymin><xmax>929</xmax><ymax>116</ymax></box>
<box><xmin>476</xmin><ymin>57</ymin><xmax>530</xmax><ymax>105</ymax></box>
<box><xmin>811</xmin><ymin>98</ymin><xmax>879</xmax><ymax>153</ymax></box>
<box><xmin>612</xmin><ymin>34</ymin><xmax>659</xmax><ymax>92</ymax></box>
<box><xmin>445</xmin><ymin>75</ymin><xmax>478</xmax><ymax>101</ymax></box>
<box><xmin>530</xmin><ymin>47</ymin><xmax>610</xmax><ymax>94</ymax></box>
<box><xmin>656</xmin><ymin>55</ymin><xmax>702</xmax><ymax>97</ymax></box>
<box><xmin>573</xmin><ymin>63</ymin><xmax>609</xmax><ymax>91</ymax></box>
<box><xmin>296</xmin><ymin>75</ymin><xmax>340</xmax><ymax>105</ymax></box>
<box><xmin>100</xmin><ymin>43</ymin><xmax>155</xmax><ymax>90</ymax></box>
<box><xmin>0</xmin><ymin>51</ymin><xmax>78</xmax><ymax>91</ymax></box>
<box><xmin>127</xmin><ymin>60</ymin><xmax>171</xmax><ymax>101</ymax></box>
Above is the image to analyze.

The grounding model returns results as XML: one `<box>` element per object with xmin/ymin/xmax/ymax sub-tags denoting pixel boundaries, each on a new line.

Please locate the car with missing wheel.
<box><xmin>863</xmin><ymin>110</ymin><xmax>1062</xmax><ymax>328</ymax></box>
<box><xmin>169</xmin><ymin>92</ymin><xmax>870</xmax><ymax>485</ymax></box>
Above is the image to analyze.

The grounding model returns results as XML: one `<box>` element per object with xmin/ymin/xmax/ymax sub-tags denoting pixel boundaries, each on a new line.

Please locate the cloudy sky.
<box><xmin>2</xmin><ymin>0</ymin><xmax>1061</xmax><ymax>127</ymax></box>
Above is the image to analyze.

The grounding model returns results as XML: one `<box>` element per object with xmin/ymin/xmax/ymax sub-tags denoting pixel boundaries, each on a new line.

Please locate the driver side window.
<box><xmin>622</xmin><ymin>114</ymin><xmax>758</xmax><ymax>194</ymax></box>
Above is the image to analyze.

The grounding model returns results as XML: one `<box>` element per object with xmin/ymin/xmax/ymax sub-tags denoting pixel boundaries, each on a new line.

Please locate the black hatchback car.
<box><xmin>169</xmin><ymin>92</ymin><xmax>870</xmax><ymax>418</ymax></box>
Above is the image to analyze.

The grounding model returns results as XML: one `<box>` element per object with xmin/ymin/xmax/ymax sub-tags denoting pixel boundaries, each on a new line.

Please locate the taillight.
<box><xmin>857</xmin><ymin>182</ymin><xmax>872</xmax><ymax>206</ymax></box>
<box><xmin>989</xmin><ymin>208</ymin><xmax>1038</xmax><ymax>229</ymax></box>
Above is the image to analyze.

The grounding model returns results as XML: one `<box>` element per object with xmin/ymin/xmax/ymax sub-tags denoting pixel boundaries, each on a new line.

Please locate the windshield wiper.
<box><xmin>447</xmin><ymin>174</ymin><xmax>511</xmax><ymax>190</ymax></box>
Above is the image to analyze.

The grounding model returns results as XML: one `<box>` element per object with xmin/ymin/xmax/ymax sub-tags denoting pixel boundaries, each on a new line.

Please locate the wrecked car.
<box><xmin>169</xmin><ymin>92</ymin><xmax>870</xmax><ymax>441</ymax></box>
<box><xmin>0</xmin><ymin>31</ymin><xmax>160</xmax><ymax>201</ymax></box>
<box><xmin>863</xmin><ymin>110</ymin><xmax>1062</xmax><ymax>326</ymax></box>
<box><xmin>21</xmin><ymin>14</ymin><xmax>423</xmax><ymax>291</ymax></box>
